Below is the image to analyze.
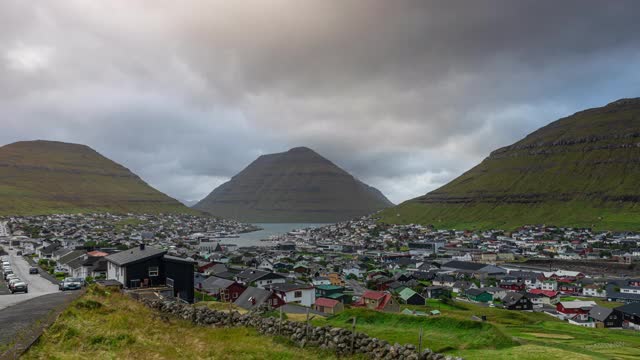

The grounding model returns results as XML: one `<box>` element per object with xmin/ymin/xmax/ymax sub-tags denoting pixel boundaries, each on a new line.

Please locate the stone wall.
<box><xmin>140</xmin><ymin>298</ymin><xmax>463</xmax><ymax>360</ymax></box>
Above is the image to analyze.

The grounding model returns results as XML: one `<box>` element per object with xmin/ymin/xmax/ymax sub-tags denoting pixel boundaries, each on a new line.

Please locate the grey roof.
<box><xmin>67</xmin><ymin>257</ymin><xmax>86</xmax><ymax>270</ymax></box>
<box><xmin>201</xmin><ymin>277</ymin><xmax>236</xmax><ymax>292</ymax></box>
<box><xmin>105</xmin><ymin>246</ymin><xmax>166</xmax><ymax>266</ymax></box>
<box><xmin>265</xmin><ymin>282</ymin><xmax>313</xmax><ymax>292</ymax></box>
<box><xmin>164</xmin><ymin>255</ymin><xmax>196</xmax><ymax>264</ymax></box>
<box><xmin>502</xmin><ymin>292</ymin><xmax>525</xmax><ymax>306</ymax></box>
<box><xmin>234</xmin><ymin>286</ymin><xmax>277</xmax><ymax>310</ymax></box>
<box><xmin>58</xmin><ymin>250</ymin><xmax>86</xmax><ymax>265</ymax></box>
<box><xmin>237</xmin><ymin>268</ymin><xmax>286</xmax><ymax>283</ymax></box>
<box><xmin>589</xmin><ymin>306</ymin><xmax>614</xmax><ymax>322</ymax></box>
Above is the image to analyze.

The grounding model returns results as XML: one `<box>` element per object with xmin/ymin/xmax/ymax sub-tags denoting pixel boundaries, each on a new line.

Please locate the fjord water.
<box><xmin>231</xmin><ymin>223</ymin><xmax>331</xmax><ymax>247</ymax></box>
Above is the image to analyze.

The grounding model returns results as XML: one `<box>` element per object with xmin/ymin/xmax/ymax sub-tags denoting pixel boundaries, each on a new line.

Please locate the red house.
<box><xmin>200</xmin><ymin>276</ymin><xmax>246</xmax><ymax>302</ymax></box>
<box><xmin>556</xmin><ymin>300</ymin><xmax>596</xmax><ymax>315</ymax></box>
<box><xmin>353</xmin><ymin>291</ymin><xmax>400</xmax><ymax>313</ymax></box>
<box><xmin>499</xmin><ymin>281</ymin><xmax>525</xmax><ymax>292</ymax></box>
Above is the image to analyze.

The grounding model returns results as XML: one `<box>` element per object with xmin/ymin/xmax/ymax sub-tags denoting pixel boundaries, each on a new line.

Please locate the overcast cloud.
<box><xmin>1</xmin><ymin>0</ymin><xmax>640</xmax><ymax>204</ymax></box>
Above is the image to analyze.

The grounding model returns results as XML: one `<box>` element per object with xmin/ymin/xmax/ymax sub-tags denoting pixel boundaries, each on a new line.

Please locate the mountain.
<box><xmin>0</xmin><ymin>140</ymin><xmax>192</xmax><ymax>216</ymax></box>
<box><xmin>194</xmin><ymin>147</ymin><xmax>393</xmax><ymax>222</ymax></box>
<box><xmin>381</xmin><ymin>98</ymin><xmax>640</xmax><ymax>231</ymax></box>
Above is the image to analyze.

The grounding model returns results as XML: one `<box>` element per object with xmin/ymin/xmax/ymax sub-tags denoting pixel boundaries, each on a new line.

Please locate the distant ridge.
<box><xmin>194</xmin><ymin>147</ymin><xmax>393</xmax><ymax>222</ymax></box>
<box><xmin>0</xmin><ymin>140</ymin><xmax>192</xmax><ymax>216</ymax></box>
<box><xmin>381</xmin><ymin>98</ymin><xmax>640</xmax><ymax>230</ymax></box>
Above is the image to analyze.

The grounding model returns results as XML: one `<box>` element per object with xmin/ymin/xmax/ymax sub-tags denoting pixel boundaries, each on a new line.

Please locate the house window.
<box><xmin>294</xmin><ymin>291</ymin><xmax>302</xmax><ymax>298</ymax></box>
<box><xmin>233</xmin><ymin>292</ymin><xmax>238</xmax><ymax>299</ymax></box>
<box><xmin>149</xmin><ymin>266</ymin><xmax>159</xmax><ymax>277</ymax></box>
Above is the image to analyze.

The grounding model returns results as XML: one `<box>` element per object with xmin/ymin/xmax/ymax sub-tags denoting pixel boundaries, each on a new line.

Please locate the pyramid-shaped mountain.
<box><xmin>194</xmin><ymin>147</ymin><xmax>393</xmax><ymax>222</ymax></box>
<box><xmin>0</xmin><ymin>140</ymin><xmax>191</xmax><ymax>215</ymax></box>
<box><xmin>382</xmin><ymin>98</ymin><xmax>640</xmax><ymax>230</ymax></box>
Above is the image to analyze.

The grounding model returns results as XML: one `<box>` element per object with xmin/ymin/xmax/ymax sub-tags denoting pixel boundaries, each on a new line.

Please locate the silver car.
<box><xmin>10</xmin><ymin>281</ymin><xmax>28</xmax><ymax>294</ymax></box>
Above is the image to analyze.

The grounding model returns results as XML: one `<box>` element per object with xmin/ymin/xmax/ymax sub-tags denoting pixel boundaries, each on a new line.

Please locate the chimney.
<box><xmin>140</xmin><ymin>243</ymin><xmax>145</xmax><ymax>251</ymax></box>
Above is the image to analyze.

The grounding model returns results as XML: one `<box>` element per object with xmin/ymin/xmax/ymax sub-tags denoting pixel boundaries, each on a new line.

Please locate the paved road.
<box><xmin>0</xmin><ymin>249</ymin><xmax>59</xmax><ymax>311</ymax></box>
<box><xmin>346</xmin><ymin>279</ymin><xmax>366</xmax><ymax>297</ymax></box>
<box><xmin>0</xmin><ymin>291</ymin><xmax>82</xmax><ymax>350</ymax></box>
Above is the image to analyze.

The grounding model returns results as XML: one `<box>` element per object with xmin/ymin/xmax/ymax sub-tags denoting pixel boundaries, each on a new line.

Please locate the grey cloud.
<box><xmin>1</xmin><ymin>1</ymin><xmax>640</xmax><ymax>204</ymax></box>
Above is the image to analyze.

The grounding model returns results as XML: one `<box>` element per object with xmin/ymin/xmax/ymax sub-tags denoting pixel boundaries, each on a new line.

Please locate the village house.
<box><xmin>236</xmin><ymin>269</ymin><xmax>287</xmax><ymax>288</ymax></box>
<box><xmin>398</xmin><ymin>288</ymin><xmax>426</xmax><ymax>305</ymax></box>
<box><xmin>265</xmin><ymin>283</ymin><xmax>315</xmax><ymax>307</ymax></box>
<box><xmin>313</xmin><ymin>297</ymin><xmax>344</xmax><ymax>315</ymax></box>
<box><xmin>588</xmin><ymin>306</ymin><xmax>623</xmax><ymax>328</ymax></box>
<box><xmin>502</xmin><ymin>292</ymin><xmax>533</xmax><ymax>311</ymax></box>
<box><xmin>556</xmin><ymin>300</ymin><xmax>597</xmax><ymax>320</ymax></box>
<box><xmin>423</xmin><ymin>286</ymin><xmax>449</xmax><ymax>299</ymax></box>
<box><xmin>527</xmin><ymin>289</ymin><xmax>560</xmax><ymax>305</ymax></box>
<box><xmin>233</xmin><ymin>286</ymin><xmax>285</xmax><ymax>310</ymax></box>
<box><xmin>465</xmin><ymin>288</ymin><xmax>492</xmax><ymax>303</ymax></box>
<box><xmin>105</xmin><ymin>244</ymin><xmax>195</xmax><ymax>303</ymax></box>
<box><xmin>353</xmin><ymin>290</ymin><xmax>399</xmax><ymax>313</ymax></box>
<box><xmin>200</xmin><ymin>277</ymin><xmax>246</xmax><ymax>302</ymax></box>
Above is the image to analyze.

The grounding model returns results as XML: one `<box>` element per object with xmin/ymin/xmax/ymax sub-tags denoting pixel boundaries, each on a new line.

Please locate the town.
<box><xmin>1</xmin><ymin>213</ymin><xmax>639</xmax><ymax>333</ymax></box>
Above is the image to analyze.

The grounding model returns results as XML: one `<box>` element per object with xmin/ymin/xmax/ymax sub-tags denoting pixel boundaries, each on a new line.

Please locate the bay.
<box><xmin>221</xmin><ymin>223</ymin><xmax>331</xmax><ymax>248</ymax></box>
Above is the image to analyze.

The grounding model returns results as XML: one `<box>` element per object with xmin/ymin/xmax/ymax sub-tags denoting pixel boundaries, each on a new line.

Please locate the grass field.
<box><xmin>24</xmin><ymin>288</ymin><xmax>348</xmax><ymax>360</ymax></box>
<box><xmin>311</xmin><ymin>300</ymin><xmax>640</xmax><ymax>360</ymax></box>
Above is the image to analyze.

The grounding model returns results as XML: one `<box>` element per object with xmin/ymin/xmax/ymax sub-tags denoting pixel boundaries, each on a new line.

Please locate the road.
<box><xmin>0</xmin><ymin>291</ymin><xmax>83</xmax><ymax>355</ymax></box>
<box><xmin>346</xmin><ymin>279</ymin><xmax>366</xmax><ymax>297</ymax></box>
<box><xmin>0</xmin><ymin>249</ymin><xmax>59</xmax><ymax>311</ymax></box>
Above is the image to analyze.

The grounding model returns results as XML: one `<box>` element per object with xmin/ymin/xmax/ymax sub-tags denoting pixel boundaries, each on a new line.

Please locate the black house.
<box><xmin>589</xmin><ymin>306</ymin><xmax>623</xmax><ymax>328</ymax></box>
<box><xmin>502</xmin><ymin>292</ymin><xmax>533</xmax><ymax>311</ymax></box>
<box><xmin>105</xmin><ymin>244</ymin><xmax>195</xmax><ymax>303</ymax></box>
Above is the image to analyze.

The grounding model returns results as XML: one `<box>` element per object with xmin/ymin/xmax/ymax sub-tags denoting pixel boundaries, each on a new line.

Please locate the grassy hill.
<box><xmin>381</xmin><ymin>98</ymin><xmax>640</xmax><ymax>230</ymax></box>
<box><xmin>24</xmin><ymin>288</ymin><xmax>346</xmax><ymax>360</ymax></box>
<box><xmin>194</xmin><ymin>147</ymin><xmax>393</xmax><ymax>222</ymax></box>
<box><xmin>0</xmin><ymin>140</ymin><xmax>193</xmax><ymax>216</ymax></box>
<box><xmin>313</xmin><ymin>300</ymin><xmax>640</xmax><ymax>360</ymax></box>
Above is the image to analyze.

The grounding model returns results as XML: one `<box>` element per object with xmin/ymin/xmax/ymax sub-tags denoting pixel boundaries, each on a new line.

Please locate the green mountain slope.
<box><xmin>0</xmin><ymin>140</ymin><xmax>192</xmax><ymax>216</ymax></box>
<box><xmin>194</xmin><ymin>147</ymin><xmax>393</xmax><ymax>222</ymax></box>
<box><xmin>381</xmin><ymin>98</ymin><xmax>640</xmax><ymax>230</ymax></box>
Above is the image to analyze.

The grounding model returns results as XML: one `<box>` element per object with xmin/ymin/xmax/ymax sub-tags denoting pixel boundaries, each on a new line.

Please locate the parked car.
<box><xmin>8</xmin><ymin>278</ymin><xmax>22</xmax><ymax>289</ymax></box>
<box><xmin>4</xmin><ymin>270</ymin><xmax>14</xmax><ymax>280</ymax></box>
<box><xmin>59</xmin><ymin>277</ymin><xmax>83</xmax><ymax>291</ymax></box>
<box><xmin>6</xmin><ymin>274</ymin><xmax>18</xmax><ymax>282</ymax></box>
<box><xmin>10</xmin><ymin>281</ymin><xmax>28</xmax><ymax>294</ymax></box>
<box><xmin>29</xmin><ymin>267</ymin><xmax>39</xmax><ymax>274</ymax></box>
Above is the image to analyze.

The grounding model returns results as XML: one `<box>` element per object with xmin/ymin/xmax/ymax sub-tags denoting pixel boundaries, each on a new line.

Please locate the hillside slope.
<box><xmin>0</xmin><ymin>140</ymin><xmax>191</xmax><ymax>215</ymax></box>
<box><xmin>382</xmin><ymin>98</ymin><xmax>640</xmax><ymax>230</ymax></box>
<box><xmin>194</xmin><ymin>147</ymin><xmax>393</xmax><ymax>222</ymax></box>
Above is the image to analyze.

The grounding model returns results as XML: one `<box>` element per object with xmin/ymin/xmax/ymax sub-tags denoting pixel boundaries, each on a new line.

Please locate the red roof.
<box><xmin>528</xmin><ymin>289</ymin><xmax>558</xmax><ymax>297</ymax></box>
<box><xmin>362</xmin><ymin>290</ymin><xmax>386</xmax><ymax>300</ymax></box>
<box><xmin>315</xmin><ymin>298</ymin><xmax>340</xmax><ymax>308</ymax></box>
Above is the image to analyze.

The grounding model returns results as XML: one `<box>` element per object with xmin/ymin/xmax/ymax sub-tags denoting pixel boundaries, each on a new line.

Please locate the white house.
<box><xmin>266</xmin><ymin>283</ymin><xmax>316</xmax><ymax>307</ymax></box>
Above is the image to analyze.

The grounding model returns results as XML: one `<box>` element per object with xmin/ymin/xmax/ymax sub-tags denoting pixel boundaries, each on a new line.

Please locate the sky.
<box><xmin>1</xmin><ymin>1</ymin><xmax>640</xmax><ymax>205</ymax></box>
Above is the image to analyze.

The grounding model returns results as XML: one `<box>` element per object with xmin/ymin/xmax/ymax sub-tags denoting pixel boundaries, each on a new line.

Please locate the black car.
<box><xmin>29</xmin><ymin>267</ymin><xmax>39</xmax><ymax>274</ymax></box>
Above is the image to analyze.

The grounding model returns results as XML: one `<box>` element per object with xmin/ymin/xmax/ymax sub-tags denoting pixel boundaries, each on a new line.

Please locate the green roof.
<box><xmin>315</xmin><ymin>285</ymin><xmax>343</xmax><ymax>291</ymax></box>
<box><xmin>398</xmin><ymin>287</ymin><xmax>418</xmax><ymax>301</ymax></box>
<box><xmin>326</xmin><ymin>293</ymin><xmax>346</xmax><ymax>299</ymax></box>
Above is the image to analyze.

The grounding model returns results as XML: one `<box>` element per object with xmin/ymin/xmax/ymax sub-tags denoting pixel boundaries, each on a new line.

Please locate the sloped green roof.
<box><xmin>398</xmin><ymin>287</ymin><xmax>418</xmax><ymax>301</ymax></box>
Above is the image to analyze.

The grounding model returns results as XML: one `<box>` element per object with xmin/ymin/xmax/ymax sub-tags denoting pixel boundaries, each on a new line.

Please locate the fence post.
<box><xmin>303</xmin><ymin>307</ymin><xmax>310</xmax><ymax>348</ymax></box>
<box><xmin>350</xmin><ymin>317</ymin><xmax>357</xmax><ymax>355</ymax></box>
<box><xmin>278</xmin><ymin>306</ymin><xmax>283</xmax><ymax>336</ymax></box>
<box><xmin>418</xmin><ymin>327</ymin><xmax>423</xmax><ymax>354</ymax></box>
